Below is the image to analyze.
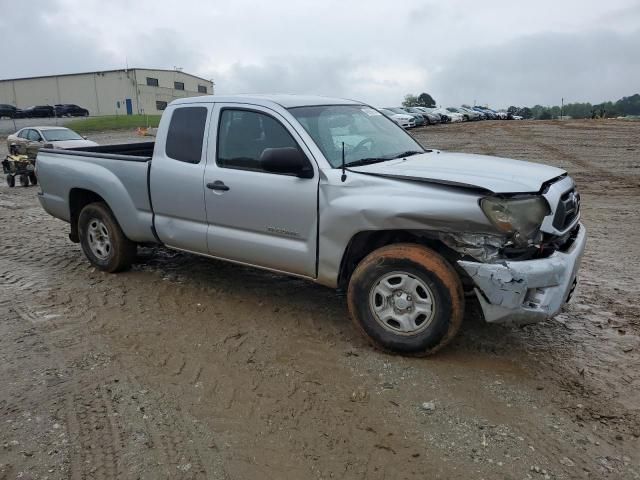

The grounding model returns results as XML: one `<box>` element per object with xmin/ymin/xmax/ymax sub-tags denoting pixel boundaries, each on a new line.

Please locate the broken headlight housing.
<box><xmin>481</xmin><ymin>196</ymin><xmax>550</xmax><ymax>246</ymax></box>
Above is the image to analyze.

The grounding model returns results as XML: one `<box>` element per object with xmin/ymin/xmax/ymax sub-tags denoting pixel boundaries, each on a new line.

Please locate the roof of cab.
<box><xmin>170</xmin><ymin>94</ymin><xmax>363</xmax><ymax>109</ymax></box>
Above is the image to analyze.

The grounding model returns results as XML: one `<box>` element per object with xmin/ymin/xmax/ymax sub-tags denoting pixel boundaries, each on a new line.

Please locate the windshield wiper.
<box><xmin>343</xmin><ymin>157</ymin><xmax>389</xmax><ymax>167</ymax></box>
<box><xmin>390</xmin><ymin>150</ymin><xmax>424</xmax><ymax>159</ymax></box>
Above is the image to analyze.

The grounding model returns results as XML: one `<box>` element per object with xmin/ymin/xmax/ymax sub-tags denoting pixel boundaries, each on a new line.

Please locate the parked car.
<box><xmin>0</xmin><ymin>104</ymin><xmax>18</xmax><ymax>119</ymax></box>
<box><xmin>35</xmin><ymin>94</ymin><xmax>585</xmax><ymax>356</ymax></box>
<box><xmin>473</xmin><ymin>107</ymin><xmax>497</xmax><ymax>120</ymax></box>
<box><xmin>385</xmin><ymin>107</ymin><xmax>426</xmax><ymax>127</ymax></box>
<box><xmin>413</xmin><ymin>107</ymin><xmax>444</xmax><ymax>124</ymax></box>
<box><xmin>22</xmin><ymin>105</ymin><xmax>55</xmax><ymax>118</ymax></box>
<box><xmin>458</xmin><ymin>107</ymin><xmax>484</xmax><ymax>121</ymax></box>
<box><xmin>54</xmin><ymin>104</ymin><xmax>90</xmax><ymax>117</ymax></box>
<box><xmin>7</xmin><ymin>126</ymin><xmax>98</xmax><ymax>158</ymax></box>
<box><xmin>404</xmin><ymin>107</ymin><xmax>440</xmax><ymax>125</ymax></box>
<box><xmin>419</xmin><ymin>107</ymin><xmax>451</xmax><ymax>123</ymax></box>
<box><xmin>432</xmin><ymin>107</ymin><xmax>462</xmax><ymax>122</ymax></box>
<box><xmin>378</xmin><ymin>108</ymin><xmax>416</xmax><ymax>129</ymax></box>
<box><xmin>446</xmin><ymin>107</ymin><xmax>474</xmax><ymax>122</ymax></box>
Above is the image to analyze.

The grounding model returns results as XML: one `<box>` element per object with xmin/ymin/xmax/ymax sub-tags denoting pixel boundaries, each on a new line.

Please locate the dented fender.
<box><xmin>316</xmin><ymin>169</ymin><xmax>496</xmax><ymax>287</ymax></box>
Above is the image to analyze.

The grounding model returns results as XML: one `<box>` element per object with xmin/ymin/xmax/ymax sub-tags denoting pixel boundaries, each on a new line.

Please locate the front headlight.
<box><xmin>481</xmin><ymin>196</ymin><xmax>550</xmax><ymax>245</ymax></box>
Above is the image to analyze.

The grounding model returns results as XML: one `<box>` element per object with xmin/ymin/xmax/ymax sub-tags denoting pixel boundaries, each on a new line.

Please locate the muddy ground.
<box><xmin>1</xmin><ymin>120</ymin><xmax>639</xmax><ymax>479</ymax></box>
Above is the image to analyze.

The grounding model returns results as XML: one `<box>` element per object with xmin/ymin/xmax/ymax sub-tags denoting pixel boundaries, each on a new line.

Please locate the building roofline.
<box><xmin>0</xmin><ymin>68</ymin><xmax>213</xmax><ymax>84</ymax></box>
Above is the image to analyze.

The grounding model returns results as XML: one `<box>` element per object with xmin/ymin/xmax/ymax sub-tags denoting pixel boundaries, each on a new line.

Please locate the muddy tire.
<box><xmin>347</xmin><ymin>244</ymin><xmax>464</xmax><ymax>356</ymax></box>
<box><xmin>6</xmin><ymin>174</ymin><xmax>15</xmax><ymax>188</ymax></box>
<box><xmin>19</xmin><ymin>174</ymin><xmax>29</xmax><ymax>187</ymax></box>
<box><xmin>29</xmin><ymin>173</ymin><xmax>37</xmax><ymax>185</ymax></box>
<box><xmin>78</xmin><ymin>202</ymin><xmax>136</xmax><ymax>272</ymax></box>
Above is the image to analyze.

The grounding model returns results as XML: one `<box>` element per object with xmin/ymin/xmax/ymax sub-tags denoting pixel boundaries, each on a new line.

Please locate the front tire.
<box><xmin>19</xmin><ymin>174</ymin><xmax>29</xmax><ymax>187</ymax></box>
<box><xmin>6</xmin><ymin>174</ymin><xmax>15</xmax><ymax>188</ymax></box>
<box><xmin>78</xmin><ymin>202</ymin><xmax>136</xmax><ymax>272</ymax></box>
<box><xmin>29</xmin><ymin>173</ymin><xmax>37</xmax><ymax>185</ymax></box>
<box><xmin>347</xmin><ymin>244</ymin><xmax>464</xmax><ymax>356</ymax></box>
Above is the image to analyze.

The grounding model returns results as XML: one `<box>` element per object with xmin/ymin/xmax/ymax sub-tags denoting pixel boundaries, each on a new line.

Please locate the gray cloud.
<box><xmin>431</xmin><ymin>29</ymin><xmax>640</xmax><ymax>107</ymax></box>
<box><xmin>1</xmin><ymin>0</ymin><xmax>638</xmax><ymax>108</ymax></box>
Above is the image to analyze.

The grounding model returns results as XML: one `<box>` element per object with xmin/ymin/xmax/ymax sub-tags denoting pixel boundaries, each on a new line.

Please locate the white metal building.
<box><xmin>0</xmin><ymin>68</ymin><xmax>214</xmax><ymax>116</ymax></box>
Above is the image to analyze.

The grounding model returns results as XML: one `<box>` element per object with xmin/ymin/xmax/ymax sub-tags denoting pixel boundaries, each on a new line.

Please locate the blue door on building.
<box><xmin>125</xmin><ymin>98</ymin><xmax>133</xmax><ymax>115</ymax></box>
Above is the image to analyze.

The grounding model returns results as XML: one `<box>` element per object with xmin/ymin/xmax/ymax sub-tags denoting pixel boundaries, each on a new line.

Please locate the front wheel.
<box><xmin>347</xmin><ymin>244</ymin><xmax>464</xmax><ymax>356</ymax></box>
<box><xmin>78</xmin><ymin>202</ymin><xmax>136</xmax><ymax>272</ymax></box>
<box><xmin>19</xmin><ymin>174</ymin><xmax>29</xmax><ymax>187</ymax></box>
<box><xmin>6</xmin><ymin>174</ymin><xmax>15</xmax><ymax>188</ymax></box>
<box><xmin>29</xmin><ymin>173</ymin><xmax>37</xmax><ymax>185</ymax></box>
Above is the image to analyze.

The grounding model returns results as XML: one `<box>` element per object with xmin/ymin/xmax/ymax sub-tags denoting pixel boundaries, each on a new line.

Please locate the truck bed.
<box><xmin>62</xmin><ymin>141</ymin><xmax>155</xmax><ymax>160</ymax></box>
<box><xmin>36</xmin><ymin>142</ymin><xmax>157</xmax><ymax>244</ymax></box>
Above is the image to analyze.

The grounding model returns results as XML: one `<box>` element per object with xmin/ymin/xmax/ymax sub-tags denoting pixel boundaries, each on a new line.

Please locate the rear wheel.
<box><xmin>347</xmin><ymin>244</ymin><xmax>464</xmax><ymax>356</ymax></box>
<box><xmin>29</xmin><ymin>173</ymin><xmax>37</xmax><ymax>185</ymax></box>
<box><xmin>78</xmin><ymin>202</ymin><xmax>136</xmax><ymax>272</ymax></box>
<box><xmin>6</xmin><ymin>174</ymin><xmax>15</xmax><ymax>188</ymax></box>
<box><xmin>18</xmin><ymin>174</ymin><xmax>29</xmax><ymax>187</ymax></box>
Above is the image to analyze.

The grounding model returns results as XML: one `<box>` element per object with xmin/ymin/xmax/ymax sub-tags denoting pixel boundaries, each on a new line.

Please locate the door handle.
<box><xmin>207</xmin><ymin>180</ymin><xmax>230</xmax><ymax>191</ymax></box>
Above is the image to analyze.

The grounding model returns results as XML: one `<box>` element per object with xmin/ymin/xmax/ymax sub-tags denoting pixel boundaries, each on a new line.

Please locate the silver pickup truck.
<box><xmin>36</xmin><ymin>94</ymin><xmax>586</xmax><ymax>355</ymax></box>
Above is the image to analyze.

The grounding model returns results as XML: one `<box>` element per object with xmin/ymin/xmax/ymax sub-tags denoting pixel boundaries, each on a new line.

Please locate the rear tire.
<box><xmin>78</xmin><ymin>202</ymin><xmax>136</xmax><ymax>272</ymax></box>
<box><xmin>6</xmin><ymin>174</ymin><xmax>15</xmax><ymax>188</ymax></box>
<box><xmin>29</xmin><ymin>173</ymin><xmax>37</xmax><ymax>185</ymax></box>
<box><xmin>347</xmin><ymin>244</ymin><xmax>464</xmax><ymax>356</ymax></box>
<box><xmin>18</xmin><ymin>174</ymin><xmax>29</xmax><ymax>187</ymax></box>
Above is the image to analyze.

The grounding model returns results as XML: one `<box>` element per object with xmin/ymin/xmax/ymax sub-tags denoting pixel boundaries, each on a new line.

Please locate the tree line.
<box><xmin>504</xmin><ymin>94</ymin><xmax>640</xmax><ymax>119</ymax></box>
<box><xmin>401</xmin><ymin>92</ymin><xmax>640</xmax><ymax>119</ymax></box>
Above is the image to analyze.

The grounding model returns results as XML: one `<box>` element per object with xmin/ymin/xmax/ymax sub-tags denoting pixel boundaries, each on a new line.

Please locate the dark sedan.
<box><xmin>0</xmin><ymin>104</ymin><xmax>18</xmax><ymax>118</ymax></box>
<box><xmin>54</xmin><ymin>104</ymin><xmax>90</xmax><ymax>117</ymax></box>
<box><xmin>23</xmin><ymin>105</ymin><xmax>55</xmax><ymax>118</ymax></box>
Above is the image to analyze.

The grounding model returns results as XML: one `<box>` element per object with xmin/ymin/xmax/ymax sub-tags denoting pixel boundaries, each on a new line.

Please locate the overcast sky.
<box><xmin>1</xmin><ymin>0</ymin><xmax>639</xmax><ymax>107</ymax></box>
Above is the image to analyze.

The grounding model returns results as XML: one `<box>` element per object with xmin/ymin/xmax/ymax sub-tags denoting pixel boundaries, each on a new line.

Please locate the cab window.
<box><xmin>165</xmin><ymin>106</ymin><xmax>208</xmax><ymax>163</ymax></box>
<box><xmin>217</xmin><ymin>109</ymin><xmax>306</xmax><ymax>173</ymax></box>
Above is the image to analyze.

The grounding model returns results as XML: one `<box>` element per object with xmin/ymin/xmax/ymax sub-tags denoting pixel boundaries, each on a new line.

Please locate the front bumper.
<box><xmin>458</xmin><ymin>224</ymin><xmax>587</xmax><ymax>324</ymax></box>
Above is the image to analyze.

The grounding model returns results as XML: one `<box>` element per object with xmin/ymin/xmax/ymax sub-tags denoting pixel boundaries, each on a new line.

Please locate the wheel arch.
<box><xmin>68</xmin><ymin>188</ymin><xmax>108</xmax><ymax>243</ymax></box>
<box><xmin>336</xmin><ymin>229</ymin><xmax>460</xmax><ymax>291</ymax></box>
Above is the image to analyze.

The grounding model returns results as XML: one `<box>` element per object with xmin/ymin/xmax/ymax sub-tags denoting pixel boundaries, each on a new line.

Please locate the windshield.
<box><xmin>42</xmin><ymin>128</ymin><xmax>84</xmax><ymax>142</ymax></box>
<box><xmin>289</xmin><ymin>105</ymin><xmax>424</xmax><ymax>168</ymax></box>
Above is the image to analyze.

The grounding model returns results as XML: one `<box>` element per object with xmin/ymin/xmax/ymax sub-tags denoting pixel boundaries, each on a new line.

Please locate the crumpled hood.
<box><xmin>349</xmin><ymin>151</ymin><xmax>566</xmax><ymax>194</ymax></box>
<box><xmin>50</xmin><ymin>139</ymin><xmax>99</xmax><ymax>149</ymax></box>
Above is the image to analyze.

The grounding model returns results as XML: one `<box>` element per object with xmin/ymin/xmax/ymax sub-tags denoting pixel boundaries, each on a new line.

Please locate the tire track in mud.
<box><xmin>0</xmin><ymin>197</ymin><xmax>226</xmax><ymax>479</ymax></box>
<box><xmin>3</xmin><ymin>120</ymin><xmax>640</xmax><ymax>479</ymax></box>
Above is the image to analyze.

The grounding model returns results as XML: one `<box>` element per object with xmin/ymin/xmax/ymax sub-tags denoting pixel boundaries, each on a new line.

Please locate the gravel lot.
<box><xmin>1</xmin><ymin>120</ymin><xmax>639</xmax><ymax>479</ymax></box>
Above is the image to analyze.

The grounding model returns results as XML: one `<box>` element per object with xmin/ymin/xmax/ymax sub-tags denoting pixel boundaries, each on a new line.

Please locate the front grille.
<box><xmin>552</xmin><ymin>188</ymin><xmax>580</xmax><ymax>231</ymax></box>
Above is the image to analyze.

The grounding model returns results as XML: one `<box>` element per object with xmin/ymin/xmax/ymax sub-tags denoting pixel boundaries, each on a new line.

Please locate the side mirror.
<box><xmin>260</xmin><ymin>147</ymin><xmax>313</xmax><ymax>178</ymax></box>
<box><xmin>83</xmin><ymin>136</ymin><xmax>88</xmax><ymax>140</ymax></box>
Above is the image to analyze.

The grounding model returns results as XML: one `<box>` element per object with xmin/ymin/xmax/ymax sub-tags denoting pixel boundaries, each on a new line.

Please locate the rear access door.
<box><xmin>150</xmin><ymin>102</ymin><xmax>213</xmax><ymax>253</ymax></box>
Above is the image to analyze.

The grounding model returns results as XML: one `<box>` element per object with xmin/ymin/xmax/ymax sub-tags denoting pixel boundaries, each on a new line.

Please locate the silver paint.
<box><xmin>36</xmin><ymin>94</ymin><xmax>586</xmax><ymax>327</ymax></box>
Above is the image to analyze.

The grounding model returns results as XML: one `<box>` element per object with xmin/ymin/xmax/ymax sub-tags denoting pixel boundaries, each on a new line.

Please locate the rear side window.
<box><xmin>27</xmin><ymin>129</ymin><xmax>42</xmax><ymax>141</ymax></box>
<box><xmin>165</xmin><ymin>106</ymin><xmax>208</xmax><ymax>164</ymax></box>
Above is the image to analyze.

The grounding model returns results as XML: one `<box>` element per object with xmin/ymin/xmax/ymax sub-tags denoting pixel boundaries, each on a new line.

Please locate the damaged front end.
<box><xmin>442</xmin><ymin>176</ymin><xmax>586</xmax><ymax>324</ymax></box>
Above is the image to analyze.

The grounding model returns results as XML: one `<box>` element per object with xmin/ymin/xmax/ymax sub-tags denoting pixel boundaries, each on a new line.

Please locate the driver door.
<box><xmin>204</xmin><ymin>105</ymin><xmax>319</xmax><ymax>278</ymax></box>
